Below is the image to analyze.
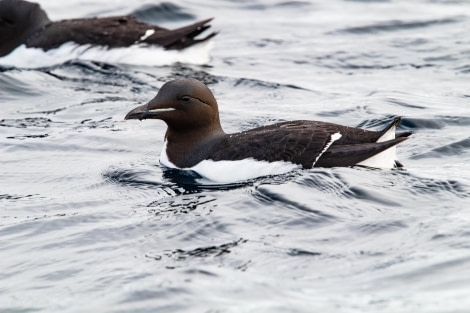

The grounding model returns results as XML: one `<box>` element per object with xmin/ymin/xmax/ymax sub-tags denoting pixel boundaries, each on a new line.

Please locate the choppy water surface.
<box><xmin>1</xmin><ymin>0</ymin><xmax>470</xmax><ymax>312</ymax></box>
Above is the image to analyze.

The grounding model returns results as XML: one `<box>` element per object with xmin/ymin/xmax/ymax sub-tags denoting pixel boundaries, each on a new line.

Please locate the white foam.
<box><xmin>159</xmin><ymin>141</ymin><xmax>300</xmax><ymax>184</ymax></box>
<box><xmin>0</xmin><ymin>40</ymin><xmax>213</xmax><ymax>68</ymax></box>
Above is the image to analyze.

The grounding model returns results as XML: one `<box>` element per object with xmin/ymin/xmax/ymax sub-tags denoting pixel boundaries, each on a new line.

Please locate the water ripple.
<box><xmin>147</xmin><ymin>194</ymin><xmax>216</xmax><ymax>217</ymax></box>
<box><xmin>131</xmin><ymin>3</ymin><xmax>195</xmax><ymax>24</ymax></box>
<box><xmin>398</xmin><ymin>172</ymin><xmax>469</xmax><ymax>198</ymax></box>
<box><xmin>146</xmin><ymin>238</ymin><xmax>247</xmax><ymax>261</ymax></box>
<box><xmin>336</xmin><ymin>17</ymin><xmax>460</xmax><ymax>34</ymax></box>
<box><xmin>351</xmin><ymin>220</ymin><xmax>408</xmax><ymax>234</ymax></box>
<box><xmin>103</xmin><ymin>167</ymin><xmax>175</xmax><ymax>191</ymax></box>
<box><xmin>0</xmin><ymin>117</ymin><xmax>55</xmax><ymax>129</ymax></box>
<box><xmin>252</xmin><ymin>184</ymin><xmax>337</xmax><ymax>223</ymax></box>
<box><xmin>411</xmin><ymin>137</ymin><xmax>470</xmax><ymax>159</ymax></box>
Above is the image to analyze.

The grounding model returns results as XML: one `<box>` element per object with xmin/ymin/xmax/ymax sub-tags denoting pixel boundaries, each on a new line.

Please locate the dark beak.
<box><xmin>124</xmin><ymin>103</ymin><xmax>175</xmax><ymax>120</ymax></box>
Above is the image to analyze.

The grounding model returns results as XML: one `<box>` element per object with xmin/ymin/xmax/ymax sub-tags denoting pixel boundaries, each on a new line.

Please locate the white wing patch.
<box><xmin>312</xmin><ymin>132</ymin><xmax>342</xmax><ymax>167</ymax></box>
<box><xmin>139</xmin><ymin>29</ymin><xmax>155</xmax><ymax>41</ymax></box>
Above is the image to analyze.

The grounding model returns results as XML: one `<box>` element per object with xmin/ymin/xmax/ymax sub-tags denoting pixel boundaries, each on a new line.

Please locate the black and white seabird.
<box><xmin>125</xmin><ymin>78</ymin><xmax>412</xmax><ymax>183</ymax></box>
<box><xmin>0</xmin><ymin>0</ymin><xmax>216</xmax><ymax>58</ymax></box>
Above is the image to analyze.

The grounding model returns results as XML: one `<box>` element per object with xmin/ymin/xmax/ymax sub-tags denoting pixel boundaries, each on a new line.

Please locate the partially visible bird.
<box><xmin>0</xmin><ymin>0</ymin><xmax>216</xmax><ymax>57</ymax></box>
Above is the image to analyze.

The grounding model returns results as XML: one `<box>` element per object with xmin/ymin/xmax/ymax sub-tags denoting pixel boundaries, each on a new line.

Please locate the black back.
<box><xmin>205</xmin><ymin>119</ymin><xmax>411</xmax><ymax>169</ymax></box>
<box><xmin>25</xmin><ymin>16</ymin><xmax>215</xmax><ymax>51</ymax></box>
<box><xmin>0</xmin><ymin>0</ymin><xmax>215</xmax><ymax>57</ymax></box>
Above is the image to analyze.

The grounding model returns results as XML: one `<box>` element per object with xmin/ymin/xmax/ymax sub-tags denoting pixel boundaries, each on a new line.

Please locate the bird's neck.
<box><xmin>164</xmin><ymin>126</ymin><xmax>226</xmax><ymax>168</ymax></box>
<box><xmin>166</xmin><ymin>123</ymin><xmax>224</xmax><ymax>142</ymax></box>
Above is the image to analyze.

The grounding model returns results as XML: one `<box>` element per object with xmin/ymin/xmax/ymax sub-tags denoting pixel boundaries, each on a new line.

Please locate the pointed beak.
<box><xmin>124</xmin><ymin>103</ymin><xmax>175</xmax><ymax>120</ymax></box>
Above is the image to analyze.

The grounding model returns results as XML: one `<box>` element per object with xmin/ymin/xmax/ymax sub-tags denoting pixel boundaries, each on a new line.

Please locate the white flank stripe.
<box><xmin>312</xmin><ymin>132</ymin><xmax>342</xmax><ymax>167</ymax></box>
<box><xmin>139</xmin><ymin>29</ymin><xmax>155</xmax><ymax>41</ymax></box>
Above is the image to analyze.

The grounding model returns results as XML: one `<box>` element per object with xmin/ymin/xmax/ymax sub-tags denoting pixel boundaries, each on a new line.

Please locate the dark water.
<box><xmin>1</xmin><ymin>0</ymin><xmax>470</xmax><ymax>312</ymax></box>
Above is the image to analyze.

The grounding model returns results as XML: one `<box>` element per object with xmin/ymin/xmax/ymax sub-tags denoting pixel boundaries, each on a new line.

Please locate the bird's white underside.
<box><xmin>159</xmin><ymin>141</ymin><xmax>300</xmax><ymax>184</ymax></box>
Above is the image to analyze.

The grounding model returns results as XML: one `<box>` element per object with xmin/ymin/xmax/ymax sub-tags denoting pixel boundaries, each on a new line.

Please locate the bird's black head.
<box><xmin>0</xmin><ymin>0</ymin><xmax>50</xmax><ymax>57</ymax></box>
<box><xmin>125</xmin><ymin>78</ymin><xmax>223</xmax><ymax>134</ymax></box>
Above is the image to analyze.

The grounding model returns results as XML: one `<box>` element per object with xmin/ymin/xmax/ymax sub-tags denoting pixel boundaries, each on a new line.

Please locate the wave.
<box><xmin>131</xmin><ymin>2</ymin><xmax>195</xmax><ymax>24</ymax></box>
<box><xmin>411</xmin><ymin>137</ymin><xmax>470</xmax><ymax>159</ymax></box>
<box><xmin>336</xmin><ymin>17</ymin><xmax>460</xmax><ymax>34</ymax></box>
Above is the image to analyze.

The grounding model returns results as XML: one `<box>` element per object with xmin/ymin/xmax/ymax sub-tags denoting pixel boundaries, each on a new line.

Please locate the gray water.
<box><xmin>1</xmin><ymin>0</ymin><xmax>470</xmax><ymax>312</ymax></box>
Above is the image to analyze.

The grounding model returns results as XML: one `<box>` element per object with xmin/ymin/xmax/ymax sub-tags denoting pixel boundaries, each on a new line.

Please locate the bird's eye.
<box><xmin>181</xmin><ymin>96</ymin><xmax>191</xmax><ymax>102</ymax></box>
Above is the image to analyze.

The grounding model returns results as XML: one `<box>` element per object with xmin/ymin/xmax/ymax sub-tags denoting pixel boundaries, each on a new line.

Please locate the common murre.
<box><xmin>125</xmin><ymin>78</ymin><xmax>412</xmax><ymax>183</ymax></box>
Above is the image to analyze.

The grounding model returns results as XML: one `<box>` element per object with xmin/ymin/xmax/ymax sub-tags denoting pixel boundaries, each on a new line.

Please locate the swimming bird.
<box><xmin>0</xmin><ymin>0</ymin><xmax>216</xmax><ymax>58</ymax></box>
<box><xmin>125</xmin><ymin>78</ymin><xmax>411</xmax><ymax>183</ymax></box>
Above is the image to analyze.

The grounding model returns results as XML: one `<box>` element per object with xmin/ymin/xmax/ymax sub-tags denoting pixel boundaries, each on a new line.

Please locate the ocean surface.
<box><xmin>1</xmin><ymin>0</ymin><xmax>470</xmax><ymax>312</ymax></box>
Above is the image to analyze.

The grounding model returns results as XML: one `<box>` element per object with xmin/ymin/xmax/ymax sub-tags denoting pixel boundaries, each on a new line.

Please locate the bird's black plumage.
<box><xmin>25</xmin><ymin>16</ymin><xmax>215</xmax><ymax>51</ymax></box>
<box><xmin>207</xmin><ymin>120</ymin><xmax>409</xmax><ymax>168</ymax></box>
